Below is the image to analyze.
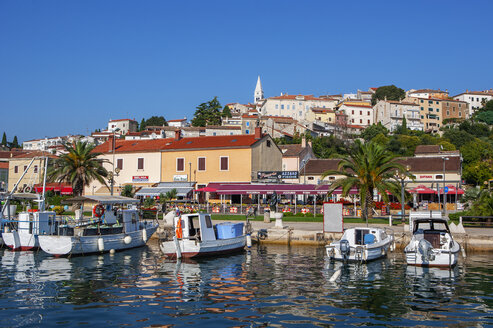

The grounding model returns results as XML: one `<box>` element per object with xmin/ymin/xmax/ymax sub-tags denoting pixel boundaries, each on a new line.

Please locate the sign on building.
<box><xmin>257</xmin><ymin>171</ymin><xmax>299</xmax><ymax>180</ymax></box>
<box><xmin>132</xmin><ymin>176</ymin><xmax>149</xmax><ymax>182</ymax></box>
<box><xmin>173</xmin><ymin>175</ymin><xmax>188</xmax><ymax>182</ymax></box>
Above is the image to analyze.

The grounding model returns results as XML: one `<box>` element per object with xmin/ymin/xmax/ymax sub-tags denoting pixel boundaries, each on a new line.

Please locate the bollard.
<box><xmin>264</xmin><ymin>210</ymin><xmax>270</xmax><ymax>223</ymax></box>
<box><xmin>389</xmin><ymin>215</ymin><xmax>392</xmax><ymax>227</ymax></box>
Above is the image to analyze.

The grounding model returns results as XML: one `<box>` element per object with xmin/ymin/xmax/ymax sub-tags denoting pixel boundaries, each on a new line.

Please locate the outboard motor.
<box><xmin>418</xmin><ymin>239</ymin><xmax>435</xmax><ymax>262</ymax></box>
<box><xmin>340</xmin><ymin>239</ymin><xmax>350</xmax><ymax>261</ymax></box>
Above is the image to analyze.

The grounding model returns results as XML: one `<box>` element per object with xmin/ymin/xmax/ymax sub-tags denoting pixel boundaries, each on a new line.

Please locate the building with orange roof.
<box><xmin>405</xmin><ymin>97</ymin><xmax>443</xmax><ymax>133</ymax></box>
<box><xmin>407</xmin><ymin>89</ymin><xmax>449</xmax><ymax>99</ymax></box>
<box><xmin>259</xmin><ymin>93</ymin><xmax>338</xmax><ymax>122</ymax></box>
<box><xmin>337</xmin><ymin>100</ymin><xmax>374</xmax><ymax>128</ymax></box>
<box><xmin>452</xmin><ymin>90</ymin><xmax>492</xmax><ymax>116</ymax></box>
<box><xmin>86</xmin><ymin>129</ymin><xmax>282</xmax><ymax>195</ymax></box>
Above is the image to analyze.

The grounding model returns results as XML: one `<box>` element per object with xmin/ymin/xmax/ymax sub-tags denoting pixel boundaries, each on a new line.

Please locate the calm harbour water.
<box><xmin>0</xmin><ymin>241</ymin><xmax>492</xmax><ymax>327</ymax></box>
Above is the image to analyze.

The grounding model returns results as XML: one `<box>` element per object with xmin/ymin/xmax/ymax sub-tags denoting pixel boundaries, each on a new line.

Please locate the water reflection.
<box><xmin>0</xmin><ymin>243</ymin><xmax>492</xmax><ymax>327</ymax></box>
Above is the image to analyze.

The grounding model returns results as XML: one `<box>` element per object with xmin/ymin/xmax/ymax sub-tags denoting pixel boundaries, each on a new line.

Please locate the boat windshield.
<box><xmin>414</xmin><ymin>220</ymin><xmax>449</xmax><ymax>233</ymax></box>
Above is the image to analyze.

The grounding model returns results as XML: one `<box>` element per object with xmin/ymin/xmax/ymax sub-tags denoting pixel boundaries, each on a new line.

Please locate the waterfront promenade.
<box><xmin>226</xmin><ymin>219</ymin><xmax>493</xmax><ymax>252</ymax></box>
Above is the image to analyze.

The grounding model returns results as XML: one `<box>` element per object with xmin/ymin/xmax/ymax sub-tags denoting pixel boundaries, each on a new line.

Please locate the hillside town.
<box><xmin>2</xmin><ymin>78</ymin><xmax>493</xmax><ymax>215</ymax></box>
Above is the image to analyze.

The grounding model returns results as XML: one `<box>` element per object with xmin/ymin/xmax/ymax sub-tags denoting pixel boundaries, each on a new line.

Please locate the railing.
<box><xmin>459</xmin><ymin>216</ymin><xmax>493</xmax><ymax>228</ymax></box>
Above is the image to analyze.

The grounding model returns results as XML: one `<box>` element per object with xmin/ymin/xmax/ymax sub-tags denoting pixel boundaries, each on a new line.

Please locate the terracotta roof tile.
<box><xmin>0</xmin><ymin>162</ymin><xmax>8</xmax><ymax>169</ymax></box>
<box><xmin>303</xmin><ymin>159</ymin><xmax>341</xmax><ymax>175</ymax></box>
<box><xmin>94</xmin><ymin>135</ymin><xmax>263</xmax><ymax>153</ymax></box>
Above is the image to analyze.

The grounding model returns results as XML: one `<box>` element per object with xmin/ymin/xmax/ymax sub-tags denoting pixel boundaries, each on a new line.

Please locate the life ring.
<box><xmin>23</xmin><ymin>186</ymin><xmax>32</xmax><ymax>193</ymax></box>
<box><xmin>93</xmin><ymin>204</ymin><xmax>105</xmax><ymax>218</ymax></box>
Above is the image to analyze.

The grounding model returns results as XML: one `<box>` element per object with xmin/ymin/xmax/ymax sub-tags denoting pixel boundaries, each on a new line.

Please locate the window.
<box><xmin>368</xmin><ymin>119</ymin><xmax>370</xmax><ymax>124</ymax></box>
<box><xmin>447</xmin><ymin>111</ymin><xmax>450</xmax><ymax>115</ymax></box>
<box><xmin>198</xmin><ymin>157</ymin><xmax>206</xmax><ymax>171</ymax></box>
<box><xmin>213</xmin><ymin>132</ymin><xmax>217</xmax><ymax>136</ymax></box>
<box><xmin>360</xmin><ymin>111</ymin><xmax>362</xmax><ymax>115</ymax></box>
<box><xmin>281</xmin><ymin>105</ymin><xmax>284</xmax><ymax>109</ymax></box>
<box><xmin>246</xmin><ymin>121</ymin><xmax>250</xmax><ymax>127</ymax></box>
<box><xmin>459</xmin><ymin>111</ymin><xmax>462</xmax><ymax>117</ymax></box>
<box><xmin>352</xmin><ymin>119</ymin><xmax>354</xmax><ymax>123</ymax></box>
<box><xmin>220</xmin><ymin>156</ymin><xmax>229</xmax><ymax>171</ymax></box>
<box><xmin>421</xmin><ymin>107</ymin><xmax>424</xmax><ymax>110</ymax></box>
<box><xmin>435</xmin><ymin>174</ymin><xmax>443</xmax><ymax>180</ymax></box>
<box><xmin>436</xmin><ymin>101</ymin><xmax>439</xmax><ymax>105</ymax></box>
<box><xmin>176</xmin><ymin>158</ymin><xmax>184</xmax><ymax>172</ymax></box>
<box><xmin>137</xmin><ymin>158</ymin><xmax>144</xmax><ymax>170</ymax></box>
<box><xmin>367</xmin><ymin>111</ymin><xmax>370</xmax><ymax>116</ymax></box>
<box><xmin>275</xmin><ymin>104</ymin><xmax>278</xmax><ymax>109</ymax></box>
<box><xmin>299</xmin><ymin>111</ymin><xmax>302</xmax><ymax>116</ymax></box>
<box><xmin>14</xmin><ymin>166</ymin><xmax>18</xmax><ymax>174</ymax></box>
<box><xmin>352</xmin><ymin>110</ymin><xmax>354</xmax><ymax>115</ymax></box>
<box><xmin>436</xmin><ymin>108</ymin><xmax>439</xmax><ymax>112</ymax></box>
<box><xmin>117</xmin><ymin>159</ymin><xmax>123</xmax><ymax>170</ymax></box>
<box><xmin>446</xmin><ymin>102</ymin><xmax>449</xmax><ymax>107</ymax></box>
<box><xmin>33</xmin><ymin>165</ymin><xmax>38</xmax><ymax>173</ymax></box>
<box><xmin>287</xmin><ymin>105</ymin><xmax>290</xmax><ymax>110</ymax></box>
<box><xmin>421</xmin><ymin>100</ymin><xmax>424</xmax><ymax>103</ymax></box>
<box><xmin>267</xmin><ymin>140</ymin><xmax>271</xmax><ymax>147</ymax></box>
<box><xmin>245</xmin><ymin>129</ymin><xmax>250</xmax><ymax>134</ymax></box>
<box><xmin>429</xmin><ymin>108</ymin><xmax>433</xmax><ymax>112</ymax></box>
<box><xmin>421</xmin><ymin>115</ymin><xmax>424</xmax><ymax>119</ymax></box>
<box><xmin>292</xmin><ymin>105</ymin><xmax>296</xmax><ymax>110</ymax></box>
<box><xmin>360</xmin><ymin>119</ymin><xmax>362</xmax><ymax>123</ymax></box>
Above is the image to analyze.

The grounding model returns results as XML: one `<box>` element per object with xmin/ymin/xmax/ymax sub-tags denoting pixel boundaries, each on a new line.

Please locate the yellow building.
<box><xmin>306</xmin><ymin>107</ymin><xmax>336</xmax><ymax>123</ymax></box>
<box><xmin>161</xmin><ymin>129</ymin><xmax>282</xmax><ymax>189</ymax></box>
<box><xmin>7</xmin><ymin>151</ymin><xmax>55</xmax><ymax>193</ymax></box>
<box><xmin>406</xmin><ymin>97</ymin><xmax>443</xmax><ymax>133</ymax></box>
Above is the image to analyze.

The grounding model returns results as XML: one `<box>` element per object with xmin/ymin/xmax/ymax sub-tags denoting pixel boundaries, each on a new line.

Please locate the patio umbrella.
<box><xmin>409</xmin><ymin>185</ymin><xmax>437</xmax><ymax>194</ymax></box>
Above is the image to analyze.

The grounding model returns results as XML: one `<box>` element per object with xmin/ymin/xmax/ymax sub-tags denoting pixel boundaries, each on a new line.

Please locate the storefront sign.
<box><xmin>132</xmin><ymin>176</ymin><xmax>149</xmax><ymax>182</ymax></box>
<box><xmin>173</xmin><ymin>174</ymin><xmax>188</xmax><ymax>182</ymax></box>
<box><xmin>419</xmin><ymin>175</ymin><xmax>433</xmax><ymax>179</ymax></box>
<box><xmin>257</xmin><ymin>171</ymin><xmax>299</xmax><ymax>180</ymax></box>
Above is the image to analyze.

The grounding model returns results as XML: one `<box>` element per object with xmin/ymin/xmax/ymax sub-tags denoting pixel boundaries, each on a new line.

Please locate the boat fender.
<box><xmin>246</xmin><ymin>234</ymin><xmax>252</xmax><ymax>248</ymax></box>
<box><xmin>97</xmin><ymin>237</ymin><xmax>105</xmax><ymax>252</ymax></box>
<box><xmin>142</xmin><ymin>229</ymin><xmax>148</xmax><ymax>242</ymax></box>
<box><xmin>124</xmin><ymin>235</ymin><xmax>132</xmax><ymax>245</ymax></box>
<box><xmin>329</xmin><ymin>269</ymin><xmax>341</xmax><ymax>282</ymax></box>
<box><xmin>93</xmin><ymin>204</ymin><xmax>105</xmax><ymax>218</ymax></box>
<box><xmin>390</xmin><ymin>242</ymin><xmax>395</xmax><ymax>252</ymax></box>
<box><xmin>110</xmin><ymin>249</ymin><xmax>115</xmax><ymax>255</ymax></box>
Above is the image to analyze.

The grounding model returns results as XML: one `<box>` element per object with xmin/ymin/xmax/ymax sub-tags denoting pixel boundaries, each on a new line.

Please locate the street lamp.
<box><xmin>397</xmin><ymin>165</ymin><xmax>411</xmax><ymax>224</ymax></box>
<box><xmin>443</xmin><ymin>157</ymin><xmax>449</xmax><ymax>217</ymax></box>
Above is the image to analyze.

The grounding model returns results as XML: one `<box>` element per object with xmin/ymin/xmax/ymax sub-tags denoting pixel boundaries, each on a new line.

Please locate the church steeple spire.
<box><xmin>254</xmin><ymin>75</ymin><xmax>264</xmax><ymax>104</ymax></box>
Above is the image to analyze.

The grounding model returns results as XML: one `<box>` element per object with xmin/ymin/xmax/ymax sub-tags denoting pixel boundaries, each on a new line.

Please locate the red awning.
<box><xmin>439</xmin><ymin>185</ymin><xmax>465</xmax><ymax>195</ymax></box>
<box><xmin>34</xmin><ymin>183</ymin><xmax>73</xmax><ymax>195</ymax></box>
<box><xmin>409</xmin><ymin>185</ymin><xmax>437</xmax><ymax>194</ymax></box>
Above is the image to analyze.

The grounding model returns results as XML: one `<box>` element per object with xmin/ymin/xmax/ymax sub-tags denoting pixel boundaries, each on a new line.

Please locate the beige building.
<box><xmin>7</xmin><ymin>151</ymin><xmax>55</xmax><ymax>193</ymax></box>
<box><xmin>107</xmin><ymin>119</ymin><xmax>138</xmax><ymax>135</ymax></box>
<box><xmin>306</xmin><ymin>108</ymin><xmax>336</xmax><ymax>124</ymax></box>
<box><xmin>279</xmin><ymin>138</ymin><xmax>315</xmax><ymax>184</ymax></box>
<box><xmin>161</xmin><ymin>128</ymin><xmax>282</xmax><ymax>188</ymax></box>
<box><xmin>260</xmin><ymin>94</ymin><xmax>338</xmax><ymax>121</ymax></box>
<box><xmin>373</xmin><ymin>99</ymin><xmax>423</xmax><ymax>132</ymax></box>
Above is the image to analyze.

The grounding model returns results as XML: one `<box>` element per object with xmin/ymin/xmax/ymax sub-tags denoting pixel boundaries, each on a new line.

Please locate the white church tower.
<box><xmin>254</xmin><ymin>75</ymin><xmax>264</xmax><ymax>104</ymax></box>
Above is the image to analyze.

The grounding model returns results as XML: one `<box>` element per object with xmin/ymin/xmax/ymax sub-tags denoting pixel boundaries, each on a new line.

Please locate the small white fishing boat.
<box><xmin>159</xmin><ymin>213</ymin><xmax>246</xmax><ymax>259</ymax></box>
<box><xmin>3</xmin><ymin>210</ymin><xmax>57</xmax><ymax>250</ymax></box>
<box><xmin>38</xmin><ymin>195</ymin><xmax>158</xmax><ymax>256</ymax></box>
<box><xmin>404</xmin><ymin>217</ymin><xmax>460</xmax><ymax>267</ymax></box>
<box><xmin>325</xmin><ymin>227</ymin><xmax>394</xmax><ymax>262</ymax></box>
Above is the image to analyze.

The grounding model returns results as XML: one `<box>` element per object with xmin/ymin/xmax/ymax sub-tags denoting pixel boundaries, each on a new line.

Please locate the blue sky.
<box><xmin>1</xmin><ymin>0</ymin><xmax>493</xmax><ymax>143</ymax></box>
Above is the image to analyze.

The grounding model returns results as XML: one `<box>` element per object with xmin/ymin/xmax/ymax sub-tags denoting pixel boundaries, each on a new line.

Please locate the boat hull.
<box><xmin>2</xmin><ymin>231</ymin><xmax>38</xmax><ymax>251</ymax></box>
<box><xmin>160</xmin><ymin>235</ymin><xmax>246</xmax><ymax>259</ymax></box>
<box><xmin>38</xmin><ymin>223</ymin><xmax>158</xmax><ymax>256</ymax></box>
<box><xmin>404</xmin><ymin>243</ymin><xmax>460</xmax><ymax>268</ymax></box>
<box><xmin>326</xmin><ymin>241</ymin><xmax>392</xmax><ymax>262</ymax></box>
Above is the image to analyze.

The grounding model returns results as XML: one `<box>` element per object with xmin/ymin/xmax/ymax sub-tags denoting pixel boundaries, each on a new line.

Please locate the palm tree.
<box><xmin>48</xmin><ymin>141</ymin><xmax>109</xmax><ymax>196</ymax></box>
<box><xmin>321</xmin><ymin>140</ymin><xmax>412</xmax><ymax>224</ymax></box>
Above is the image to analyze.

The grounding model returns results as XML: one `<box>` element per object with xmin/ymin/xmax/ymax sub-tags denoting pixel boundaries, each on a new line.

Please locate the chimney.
<box><xmin>108</xmin><ymin>135</ymin><xmax>115</xmax><ymax>153</ymax></box>
<box><xmin>301</xmin><ymin>136</ymin><xmax>306</xmax><ymax>148</ymax></box>
<box><xmin>174</xmin><ymin>129</ymin><xmax>181</xmax><ymax>141</ymax></box>
<box><xmin>254</xmin><ymin>126</ymin><xmax>262</xmax><ymax>139</ymax></box>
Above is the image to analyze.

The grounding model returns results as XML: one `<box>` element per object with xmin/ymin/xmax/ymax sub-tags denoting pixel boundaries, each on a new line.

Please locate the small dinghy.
<box><xmin>160</xmin><ymin>213</ymin><xmax>247</xmax><ymax>259</ymax></box>
<box><xmin>404</xmin><ymin>217</ymin><xmax>460</xmax><ymax>268</ymax></box>
<box><xmin>325</xmin><ymin>227</ymin><xmax>394</xmax><ymax>262</ymax></box>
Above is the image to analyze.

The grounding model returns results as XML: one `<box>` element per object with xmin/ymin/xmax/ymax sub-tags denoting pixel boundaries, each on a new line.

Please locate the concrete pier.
<box><xmin>244</xmin><ymin>221</ymin><xmax>493</xmax><ymax>253</ymax></box>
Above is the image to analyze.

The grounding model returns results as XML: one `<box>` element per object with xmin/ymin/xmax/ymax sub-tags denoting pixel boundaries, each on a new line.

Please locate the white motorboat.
<box><xmin>38</xmin><ymin>195</ymin><xmax>158</xmax><ymax>256</ymax></box>
<box><xmin>404</xmin><ymin>217</ymin><xmax>460</xmax><ymax>267</ymax></box>
<box><xmin>160</xmin><ymin>213</ymin><xmax>247</xmax><ymax>259</ymax></box>
<box><xmin>325</xmin><ymin>227</ymin><xmax>394</xmax><ymax>262</ymax></box>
